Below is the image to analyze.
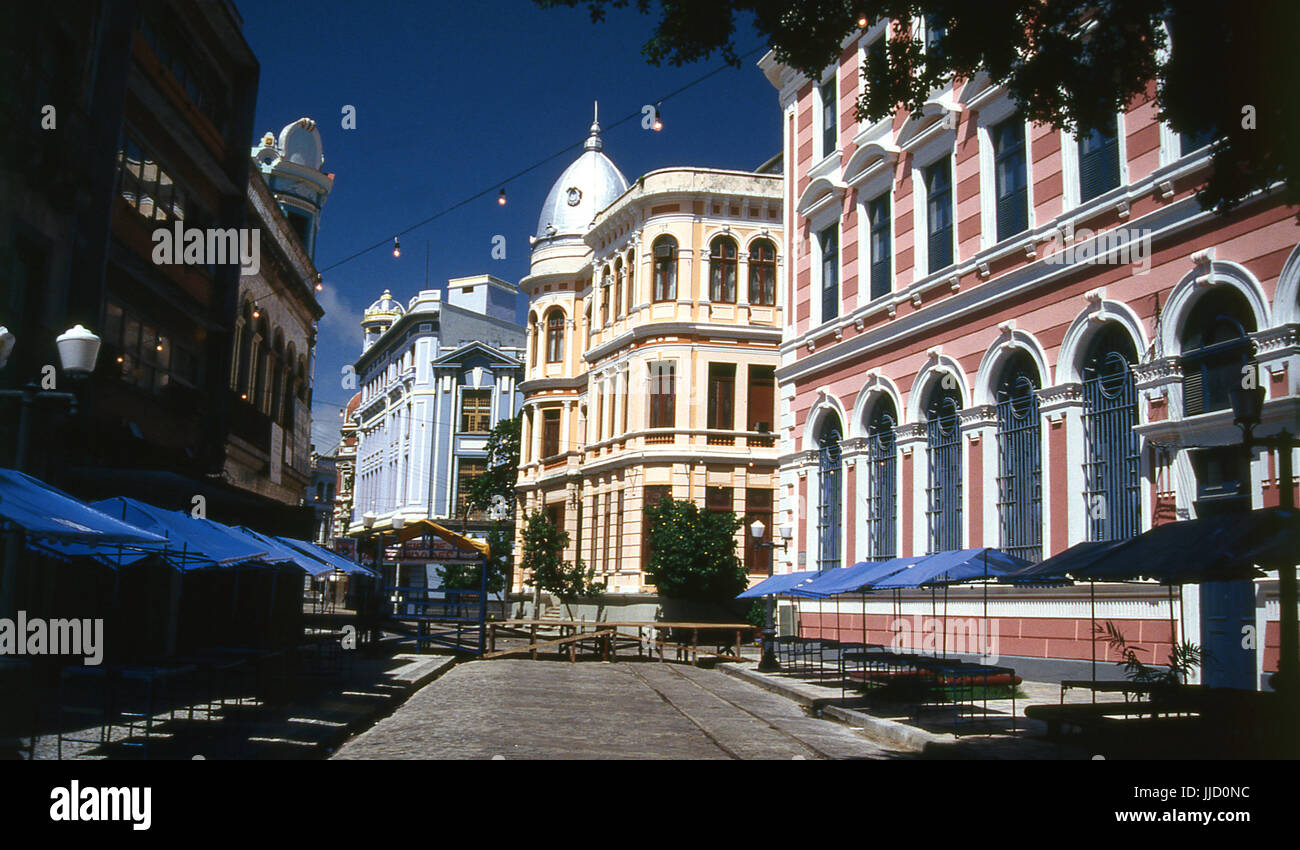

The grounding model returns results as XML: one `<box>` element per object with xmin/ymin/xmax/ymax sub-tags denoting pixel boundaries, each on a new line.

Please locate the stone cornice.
<box><xmin>1132</xmin><ymin>357</ymin><xmax>1182</xmax><ymax>388</ymax></box>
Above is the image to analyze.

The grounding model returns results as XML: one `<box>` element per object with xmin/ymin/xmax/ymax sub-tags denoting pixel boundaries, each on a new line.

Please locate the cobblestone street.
<box><xmin>331</xmin><ymin>659</ymin><xmax>913</xmax><ymax>760</ymax></box>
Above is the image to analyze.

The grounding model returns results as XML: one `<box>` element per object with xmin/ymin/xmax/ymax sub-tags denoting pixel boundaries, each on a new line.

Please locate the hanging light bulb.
<box><xmin>252</xmin><ymin>303</ymin><xmax>261</xmax><ymax>320</ymax></box>
<box><xmin>857</xmin><ymin>13</ymin><xmax>869</xmax><ymax>27</ymax></box>
<box><xmin>497</xmin><ymin>188</ymin><xmax>507</xmax><ymax>206</ymax></box>
<box><xmin>652</xmin><ymin>103</ymin><xmax>663</xmax><ymax>132</ymax></box>
<box><xmin>314</xmin><ymin>274</ymin><xmax>324</xmax><ymax>292</ymax></box>
<box><xmin>393</xmin><ymin>237</ymin><xmax>401</xmax><ymax>258</ymax></box>
<box><xmin>155</xmin><ymin>339</ymin><xmax>164</xmax><ymax>353</ymax></box>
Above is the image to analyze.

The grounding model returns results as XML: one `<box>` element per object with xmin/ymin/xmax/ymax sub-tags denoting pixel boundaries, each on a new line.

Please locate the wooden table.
<box><xmin>488</xmin><ymin>620</ymin><xmax>755</xmax><ymax>664</ymax></box>
<box><xmin>1059</xmin><ymin>679</ymin><xmax>1163</xmax><ymax>704</ymax></box>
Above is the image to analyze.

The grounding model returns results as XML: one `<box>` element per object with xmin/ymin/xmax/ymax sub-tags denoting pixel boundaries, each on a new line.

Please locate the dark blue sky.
<box><xmin>238</xmin><ymin>0</ymin><xmax>780</xmax><ymax>452</ymax></box>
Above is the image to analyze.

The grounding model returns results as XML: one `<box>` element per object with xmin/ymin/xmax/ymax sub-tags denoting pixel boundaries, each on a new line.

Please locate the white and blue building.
<box><xmin>348</xmin><ymin>276</ymin><xmax>525</xmax><ymax>541</ymax></box>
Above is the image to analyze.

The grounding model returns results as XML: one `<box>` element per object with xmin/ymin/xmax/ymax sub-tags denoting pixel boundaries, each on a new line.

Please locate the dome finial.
<box><xmin>585</xmin><ymin>101</ymin><xmax>602</xmax><ymax>152</ymax></box>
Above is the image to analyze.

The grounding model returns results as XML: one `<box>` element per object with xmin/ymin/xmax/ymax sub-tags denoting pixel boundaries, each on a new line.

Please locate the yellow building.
<box><xmin>516</xmin><ymin>115</ymin><xmax>784</xmax><ymax>597</ymax></box>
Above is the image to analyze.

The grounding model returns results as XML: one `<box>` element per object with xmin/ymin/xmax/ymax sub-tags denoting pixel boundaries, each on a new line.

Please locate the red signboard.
<box><xmin>397</xmin><ymin>534</ymin><xmax>481</xmax><ymax>564</ymax></box>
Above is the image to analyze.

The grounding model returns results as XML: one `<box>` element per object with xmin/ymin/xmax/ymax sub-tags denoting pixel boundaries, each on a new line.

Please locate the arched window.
<box><xmin>253</xmin><ymin>317</ymin><xmax>269</xmax><ymax>410</ymax></box>
<box><xmin>545</xmin><ymin>309</ymin><xmax>565</xmax><ymax>363</ymax></box>
<box><xmin>236</xmin><ymin>301</ymin><xmax>254</xmax><ymax>398</ymax></box>
<box><xmin>1082</xmin><ymin>325</ymin><xmax>1139</xmax><ymax>542</ymax></box>
<box><xmin>625</xmin><ymin>248</ymin><xmax>636</xmax><ymax>313</ymax></box>
<box><xmin>816</xmin><ymin>413</ymin><xmax>843</xmax><ymax>572</ymax></box>
<box><xmin>709</xmin><ymin>235</ymin><xmax>738</xmax><ymax>303</ymax></box>
<box><xmin>994</xmin><ymin>351</ymin><xmax>1042</xmax><ymax>562</ymax></box>
<box><xmin>527</xmin><ymin>311</ymin><xmax>538</xmax><ymax>367</ymax></box>
<box><xmin>924</xmin><ymin>379</ymin><xmax>962</xmax><ymax>554</ymax></box>
<box><xmin>652</xmin><ymin>236</ymin><xmax>677</xmax><ymax>302</ymax></box>
<box><xmin>600</xmin><ymin>267</ymin><xmax>611</xmax><ymax>325</ymax></box>
<box><xmin>270</xmin><ymin>331</ymin><xmax>285</xmax><ymax>423</ymax></box>
<box><xmin>748</xmin><ymin>239</ymin><xmax>776</xmax><ymax>306</ymax></box>
<box><xmin>864</xmin><ymin>396</ymin><xmax>897</xmax><ymax>560</ymax></box>
<box><xmin>283</xmin><ymin>342</ymin><xmax>298</xmax><ymax>428</ymax></box>
<box><xmin>1180</xmin><ymin>288</ymin><xmax>1256</xmax><ymax>416</ymax></box>
<box><xmin>613</xmin><ymin>257</ymin><xmax>623</xmax><ymax>319</ymax></box>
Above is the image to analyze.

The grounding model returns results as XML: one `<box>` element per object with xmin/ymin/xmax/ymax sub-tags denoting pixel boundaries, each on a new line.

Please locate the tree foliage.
<box><xmin>462</xmin><ymin>414</ymin><xmax>521</xmax><ymax>522</ymax></box>
<box><xmin>1096</xmin><ymin>620</ymin><xmax>1209</xmax><ymax>687</ymax></box>
<box><xmin>439</xmin><ymin>522</ymin><xmax>512</xmax><ymax>594</ymax></box>
<box><xmin>536</xmin><ymin>0</ymin><xmax>1299</xmax><ymax>218</ymax></box>
<box><xmin>642</xmin><ymin>496</ymin><xmax>748</xmax><ymax>602</ymax></box>
<box><xmin>519</xmin><ymin>510</ymin><xmax>604</xmax><ymax>602</ymax></box>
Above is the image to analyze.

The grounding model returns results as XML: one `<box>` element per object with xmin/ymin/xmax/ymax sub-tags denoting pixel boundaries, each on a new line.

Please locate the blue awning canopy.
<box><xmin>0</xmin><ymin>469</ymin><xmax>167</xmax><ymax>545</ymax></box>
<box><xmin>872</xmin><ymin>548</ymin><xmax>1030</xmax><ymax>589</ymax></box>
<box><xmin>26</xmin><ymin>540</ymin><xmax>155</xmax><ymax>568</ymax></box>
<box><xmin>90</xmin><ymin>497</ymin><xmax>268</xmax><ymax>569</ymax></box>
<box><xmin>1052</xmin><ymin>510</ymin><xmax>1288</xmax><ymax>584</ymax></box>
<box><xmin>787</xmin><ymin>557</ymin><xmax>920</xmax><ymax>597</ymax></box>
<box><xmin>201</xmin><ymin>523</ymin><xmax>313</xmax><ymax>570</ymax></box>
<box><xmin>999</xmin><ymin>540</ymin><xmax>1122</xmax><ymax>585</ymax></box>
<box><xmin>237</xmin><ymin>528</ymin><xmax>333</xmax><ymax>576</ymax></box>
<box><xmin>277</xmin><ymin>537</ymin><xmax>377</xmax><ymax>578</ymax></box>
<box><xmin>736</xmin><ymin>570</ymin><xmax>819</xmax><ymax>598</ymax></box>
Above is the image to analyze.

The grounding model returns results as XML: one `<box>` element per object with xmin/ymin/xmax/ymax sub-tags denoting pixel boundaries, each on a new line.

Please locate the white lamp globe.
<box><xmin>56</xmin><ymin>324</ymin><xmax>101</xmax><ymax>377</ymax></box>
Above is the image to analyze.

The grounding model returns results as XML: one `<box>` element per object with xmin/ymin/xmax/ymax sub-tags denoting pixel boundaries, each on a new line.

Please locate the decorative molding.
<box><xmin>1252</xmin><ymin>323</ymin><xmax>1300</xmax><ymax>356</ymax></box>
<box><xmin>1036</xmin><ymin>382</ymin><xmax>1083</xmax><ymax>414</ymax></box>
<box><xmin>895</xmin><ymin>422</ymin><xmax>926</xmax><ymax>443</ymax></box>
<box><xmin>959</xmin><ymin>403</ymin><xmax>998</xmax><ymax>429</ymax></box>
<box><xmin>1132</xmin><ymin>356</ymin><xmax>1183</xmax><ymax>387</ymax></box>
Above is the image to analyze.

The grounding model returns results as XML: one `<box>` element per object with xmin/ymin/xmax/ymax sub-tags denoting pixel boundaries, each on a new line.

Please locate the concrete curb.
<box><xmin>322</xmin><ymin>653</ymin><xmax>458</xmax><ymax>754</ymax></box>
<box><xmin>719</xmin><ymin>662</ymin><xmax>953</xmax><ymax>752</ymax></box>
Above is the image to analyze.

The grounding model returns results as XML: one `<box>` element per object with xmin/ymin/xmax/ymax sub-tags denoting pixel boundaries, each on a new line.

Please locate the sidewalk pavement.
<box><xmin>331</xmin><ymin>658</ymin><xmax>915</xmax><ymax>760</ymax></box>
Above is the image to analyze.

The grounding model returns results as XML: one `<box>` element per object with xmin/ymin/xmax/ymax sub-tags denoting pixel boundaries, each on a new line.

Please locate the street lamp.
<box><xmin>1229</xmin><ymin>380</ymin><xmax>1297</xmax><ymax>697</ymax></box>
<box><xmin>0</xmin><ymin>327</ymin><xmax>15</xmax><ymax>371</ymax></box>
<box><xmin>0</xmin><ymin>324</ymin><xmax>101</xmax><ymax>619</ymax></box>
<box><xmin>55</xmin><ymin>324</ymin><xmax>102</xmax><ymax>378</ymax></box>
<box><xmin>0</xmin><ymin>324</ymin><xmax>101</xmax><ymax>471</ymax></box>
<box><xmin>750</xmin><ymin>519</ymin><xmax>793</xmax><ymax>672</ymax></box>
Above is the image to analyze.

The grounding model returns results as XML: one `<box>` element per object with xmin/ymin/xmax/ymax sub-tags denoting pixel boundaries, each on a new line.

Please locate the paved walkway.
<box><xmin>332</xmin><ymin>659</ymin><xmax>913</xmax><ymax>760</ymax></box>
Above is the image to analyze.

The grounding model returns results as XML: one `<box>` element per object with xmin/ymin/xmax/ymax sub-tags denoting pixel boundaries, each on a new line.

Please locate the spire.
<box><xmin>585</xmin><ymin>100</ymin><xmax>602</xmax><ymax>152</ymax></box>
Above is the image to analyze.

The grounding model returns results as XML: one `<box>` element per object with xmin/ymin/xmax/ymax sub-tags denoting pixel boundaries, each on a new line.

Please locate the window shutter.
<box><xmin>1182</xmin><ymin>366</ymin><xmax>1204</xmax><ymax>417</ymax></box>
<box><xmin>1079</xmin><ymin>124</ymin><xmax>1120</xmax><ymax>202</ymax></box>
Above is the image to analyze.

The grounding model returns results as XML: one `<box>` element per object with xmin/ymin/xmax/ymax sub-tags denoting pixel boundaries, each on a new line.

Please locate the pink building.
<box><xmin>761</xmin><ymin>19</ymin><xmax>1299</xmax><ymax>687</ymax></box>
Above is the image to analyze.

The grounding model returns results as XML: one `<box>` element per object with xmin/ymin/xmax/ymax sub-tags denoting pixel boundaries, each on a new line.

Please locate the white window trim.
<box><xmin>816</xmin><ymin>70</ymin><xmax>840</xmax><ymax>163</ymax></box>
<box><xmin>855</xmin><ymin>20</ymin><xmax>890</xmax><ymax>101</ymax></box>
<box><xmin>976</xmin><ymin>93</ymin><xmax>1035</xmax><ymax>251</ymax></box>
<box><xmin>1063</xmin><ymin>110</ymin><xmax>1129</xmax><ymax>212</ymax></box>
<box><xmin>913</xmin><ymin>151</ymin><xmax>955</xmax><ymax>281</ymax></box>
<box><xmin>813</xmin><ymin>221</ymin><xmax>841</xmax><ymax>327</ymax></box>
<box><xmin>857</xmin><ymin>186</ymin><xmax>894</xmax><ymax>309</ymax></box>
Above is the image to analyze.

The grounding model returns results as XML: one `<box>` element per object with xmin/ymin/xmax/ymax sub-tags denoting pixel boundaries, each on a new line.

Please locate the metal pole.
<box><xmin>1090</xmin><ymin>580</ymin><xmax>1097</xmax><ymax>704</ymax></box>
<box><xmin>758</xmin><ymin>541</ymin><xmax>779</xmax><ymax>672</ymax></box>
<box><xmin>1273</xmin><ymin>438</ymin><xmax>1297</xmax><ymax>697</ymax></box>
<box><xmin>0</xmin><ymin>389</ymin><xmax>34</xmax><ymax>620</ymax></box>
<box><xmin>478</xmin><ymin>553</ymin><xmax>488</xmax><ymax>654</ymax></box>
<box><xmin>14</xmin><ymin>386</ymin><xmax>34</xmax><ymax>473</ymax></box>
